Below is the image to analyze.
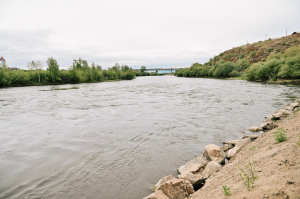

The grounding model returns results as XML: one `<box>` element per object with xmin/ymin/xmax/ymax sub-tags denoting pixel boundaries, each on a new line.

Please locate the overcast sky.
<box><xmin>0</xmin><ymin>0</ymin><xmax>299</xmax><ymax>70</ymax></box>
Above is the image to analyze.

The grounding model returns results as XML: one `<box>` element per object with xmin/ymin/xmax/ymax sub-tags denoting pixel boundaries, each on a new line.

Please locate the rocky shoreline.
<box><xmin>144</xmin><ymin>100</ymin><xmax>300</xmax><ymax>199</ymax></box>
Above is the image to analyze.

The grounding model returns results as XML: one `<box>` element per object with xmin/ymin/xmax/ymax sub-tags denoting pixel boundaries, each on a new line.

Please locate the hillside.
<box><xmin>211</xmin><ymin>33</ymin><xmax>300</xmax><ymax>65</ymax></box>
<box><xmin>175</xmin><ymin>33</ymin><xmax>300</xmax><ymax>82</ymax></box>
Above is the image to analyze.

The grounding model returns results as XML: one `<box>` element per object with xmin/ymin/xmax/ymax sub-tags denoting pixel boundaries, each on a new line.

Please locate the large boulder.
<box><xmin>156</xmin><ymin>179</ymin><xmax>194</xmax><ymax>199</ymax></box>
<box><xmin>202</xmin><ymin>161</ymin><xmax>222</xmax><ymax>179</ymax></box>
<box><xmin>203</xmin><ymin>144</ymin><xmax>225</xmax><ymax>164</ymax></box>
<box><xmin>178</xmin><ymin>172</ymin><xmax>204</xmax><ymax>186</ymax></box>
<box><xmin>155</xmin><ymin>174</ymin><xmax>177</xmax><ymax>190</ymax></box>
<box><xmin>221</xmin><ymin>143</ymin><xmax>234</xmax><ymax>152</ymax></box>
<box><xmin>249</xmin><ymin>126</ymin><xmax>262</xmax><ymax>132</ymax></box>
<box><xmin>227</xmin><ymin>138</ymin><xmax>251</xmax><ymax>158</ymax></box>
<box><xmin>177</xmin><ymin>156</ymin><xmax>207</xmax><ymax>174</ymax></box>
<box><xmin>275</xmin><ymin>109</ymin><xmax>293</xmax><ymax>116</ymax></box>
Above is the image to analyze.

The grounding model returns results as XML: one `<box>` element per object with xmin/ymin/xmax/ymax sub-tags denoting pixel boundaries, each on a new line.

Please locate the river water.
<box><xmin>0</xmin><ymin>76</ymin><xmax>299</xmax><ymax>199</ymax></box>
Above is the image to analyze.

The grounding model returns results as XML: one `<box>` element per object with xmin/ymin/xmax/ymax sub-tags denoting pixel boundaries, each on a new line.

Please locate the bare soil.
<box><xmin>190</xmin><ymin>109</ymin><xmax>300</xmax><ymax>199</ymax></box>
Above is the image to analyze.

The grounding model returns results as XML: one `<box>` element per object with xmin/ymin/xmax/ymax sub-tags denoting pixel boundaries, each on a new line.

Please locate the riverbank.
<box><xmin>145</xmin><ymin>100</ymin><xmax>300</xmax><ymax>199</ymax></box>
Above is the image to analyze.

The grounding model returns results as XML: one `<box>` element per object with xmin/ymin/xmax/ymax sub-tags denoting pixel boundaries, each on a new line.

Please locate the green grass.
<box><xmin>222</xmin><ymin>185</ymin><xmax>232</xmax><ymax>196</ymax></box>
<box><xmin>237</xmin><ymin>161</ymin><xmax>259</xmax><ymax>191</ymax></box>
<box><xmin>272</xmin><ymin>127</ymin><xmax>287</xmax><ymax>143</ymax></box>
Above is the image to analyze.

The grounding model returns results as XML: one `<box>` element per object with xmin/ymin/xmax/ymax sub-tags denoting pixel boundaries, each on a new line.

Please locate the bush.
<box><xmin>237</xmin><ymin>59</ymin><xmax>250</xmax><ymax>70</ymax></box>
<box><xmin>273</xmin><ymin>127</ymin><xmax>287</xmax><ymax>143</ymax></box>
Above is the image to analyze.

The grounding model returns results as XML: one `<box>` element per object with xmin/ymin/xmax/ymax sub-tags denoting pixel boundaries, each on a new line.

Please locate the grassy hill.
<box><xmin>212</xmin><ymin>33</ymin><xmax>300</xmax><ymax>65</ymax></box>
<box><xmin>175</xmin><ymin>33</ymin><xmax>300</xmax><ymax>82</ymax></box>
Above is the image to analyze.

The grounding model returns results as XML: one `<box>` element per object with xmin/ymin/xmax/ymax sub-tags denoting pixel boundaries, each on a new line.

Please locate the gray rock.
<box><xmin>221</xmin><ymin>144</ymin><xmax>233</xmax><ymax>152</ymax></box>
<box><xmin>249</xmin><ymin>126</ymin><xmax>262</xmax><ymax>132</ymax></box>
<box><xmin>157</xmin><ymin>179</ymin><xmax>194</xmax><ymax>199</ymax></box>
<box><xmin>202</xmin><ymin>161</ymin><xmax>222</xmax><ymax>179</ymax></box>
<box><xmin>155</xmin><ymin>174</ymin><xmax>177</xmax><ymax>190</ymax></box>
<box><xmin>275</xmin><ymin>109</ymin><xmax>293</xmax><ymax>116</ymax></box>
<box><xmin>178</xmin><ymin>156</ymin><xmax>207</xmax><ymax>174</ymax></box>
<box><xmin>260</xmin><ymin>122</ymin><xmax>278</xmax><ymax>131</ymax></box>
<box><xmin>242</xmin><ymin>135</ymin><xmax>258</xmax><ymax>139</ymax></box>
<box><xmin>203</xmin><ymin>144</ymin><xmax>226</xmax><ymax>164</ymax></box>
<box><xmin>290</xmin><ymin>102</ymin><xmax>300</xmax><ymax>108</ymax></box>
<box><xmin>178</xmin><ymin>172</ymin><xmax>203</xmax><ymax>186</ymax></box>
<box><xmin>227</xmin><ymin>138</ymin><xmax>251</xmax><ymax>158</ymax></box>
<box><xmin>285</xmin><ymin>105</ymin><xmax>294</xmax><ymax>111</ymax></box>
<box><xmin>222</xmin><ymin>140</ymin><xmax>239</xmax><ymax>145</ymax></box>
<box><xmin>265</xmin><ymin>112</ymin><xmax>283</xmax><ymax>120</ymax></box>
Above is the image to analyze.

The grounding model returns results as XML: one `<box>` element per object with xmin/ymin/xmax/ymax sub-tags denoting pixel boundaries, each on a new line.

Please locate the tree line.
<box><xmin>0</xmin><ymin>57</ymin><xmax>136</xmax><ymax>87</ymax></box>
<box><xmin>175</xmin><ymin>45</ymin><xmax>300</xmax><ymax>81</ymax></box>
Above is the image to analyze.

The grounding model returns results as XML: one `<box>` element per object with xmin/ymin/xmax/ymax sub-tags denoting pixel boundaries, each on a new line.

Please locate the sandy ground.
<box><xmin>190</xmin><ymin>109</ymin><xmax>300</xmax><ymax>199</ymax></box>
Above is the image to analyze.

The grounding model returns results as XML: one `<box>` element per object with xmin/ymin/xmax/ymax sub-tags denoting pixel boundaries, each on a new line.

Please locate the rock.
<box><xmin>265</xmin><ymin>112</ymin><xmax>283</xmax><ymax>120</ymax></box>
<box><xmin>275</xmin><ymin>109</ymin><xmax>293</xmax><ymax>116</ymax></box>
<box><xmin>203</xmin><ymin>144</ymin><xmax>226</xmax><ymax>164</ymax></box>
<box><xmin>178</xmin><ymin>172</ymin><xmax>204</xmax><ymax>186</ymax></box>
<box><xmin>202</xmin><ymin>161</ymin><xmax>222</xmax><ymax>179</ymax></box>
<box><xmin>227</xmin><ymin>138</ymin><xmax>251</xmax><ymax>158</ymax></box>
<box><xmin>285</xmin><ymin>105</ymin><xmax>294</xmax><ymax>111</ymax></box>
<box><xmin>242</xmin><ymin>135</ymin><xmax>258</xmax><ymax>139</ymax></box>
<box><xmin>178</xmin><ymin>156</ymin><xmax>207</xmax><ymax>174</ymax></box>
<box><xmin>264</xmin><ymin>118</ymin><xmax>272</xmax><ymax>123</ymax></box>
<box><xmin>273</xmin><ymin>112</ymin><xmax>283</xmax><ymax>119</ymax></box>
<box><xmin>157</xmin><ymin>179</ymin><xmax>194</xmax><ymax>199</ymax></box>
<box><xmin>249</xmin><ymin>126</ymin><xmax>262</xmax><ymax>132</ymax></box>
<box><xmin>155</xmin><ymin>174</ymin><xmax>177</xmax><ymax>190</ymax></box>
<box><xmin>290</xmin><ymin>102</ymin><xmax>300</xmax><ymax>108</ymax></box>
<box><xmin>222</xmin><ymin>140</ymin><xmax>239</xmax><ymax>145</ymax></box>
<box><xmin>260</xmin><ymin>122</ymin><xmax>278</xmax><ymax>131</ymax></box>
<box><xmin>144</xmin><ymin>190</ymin><xmax>169</xmax><ymax>199</ymax></box>
<box><xmin>221</xmin><ymin>144</ymin><xmax>233</xmax><ymax>152</ymax></box>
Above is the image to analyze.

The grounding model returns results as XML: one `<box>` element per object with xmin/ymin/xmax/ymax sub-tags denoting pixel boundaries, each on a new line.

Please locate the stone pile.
<box><xmin>143</xmin><ymin>100</ymin><xmax>300</xmax><ymax>199</ymax></box>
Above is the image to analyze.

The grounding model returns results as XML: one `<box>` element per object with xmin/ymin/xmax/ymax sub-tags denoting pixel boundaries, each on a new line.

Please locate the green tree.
<box><xmin>141</xmin><ymin>66</ymin><xmax>146</xmax><ymax>73</ymax></box>
<box><xmin>27</xmin><ymin>60</ymin><xmax>43</xmax><ymax>82</ymax></box>
<box><xmin>47</xmin><ymin>57</ymin><xmax>60</xmax><ymax>82</ymax></box>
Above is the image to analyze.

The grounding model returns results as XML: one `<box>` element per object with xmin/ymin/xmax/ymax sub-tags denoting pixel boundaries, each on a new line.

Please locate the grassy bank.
<box><xmin>0</xmin><ymin>58</ymin><xmax>136</xmax><ymax>88</ymax></box>
<box><xmin>175</xmin><ymin>34</ymin><xmax>300</xmax><ymax>83</ymax></box>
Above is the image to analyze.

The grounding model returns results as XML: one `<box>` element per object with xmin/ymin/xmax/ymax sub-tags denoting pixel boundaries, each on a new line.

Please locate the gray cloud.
<box><xmin>0</xmin><ymin>0</ymin><xmax>299</xmax><ymax>69</ymax></box>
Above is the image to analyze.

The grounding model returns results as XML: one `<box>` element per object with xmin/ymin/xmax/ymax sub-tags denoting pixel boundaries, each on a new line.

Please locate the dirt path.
<box><xmin>190</xmin><ymin>110</ymin><xmax>300</xmax><ymax>199</ymax></box>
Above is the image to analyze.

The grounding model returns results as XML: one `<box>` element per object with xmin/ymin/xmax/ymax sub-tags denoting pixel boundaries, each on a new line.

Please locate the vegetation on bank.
<box><xmin>0</xmin><ymin>57</ymin><xmax>136</xmax><ymax>87</ymax></box>
<box><xmin>175</xmin><ymin>34</ymin><xmax>300</xmax><ymax>82</ymax></box>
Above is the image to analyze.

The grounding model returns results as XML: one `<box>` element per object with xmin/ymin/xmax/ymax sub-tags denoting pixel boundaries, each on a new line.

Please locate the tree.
<box><xmin>96</xmin><ymin>64</ymin><xmax>102</xmax><ymax>70</ymax></box>
<box><xmin>27</xmin><ymin>60</ymin><xmax>43</xmax><ymax>82</ymax></box>
<box><xmin>47</xmin><ymin>57</ymin><xmax>59</xmax><ymax>82</ymax></box>
<box><xmin>141</xmin><ymin>66</ymin><xmax>146</xmax><ymax>73</ymax></box>
<box><xmin>113</xmin><ymin>62</ymin><xmax>120</xmax><ymax>70</ymax></box>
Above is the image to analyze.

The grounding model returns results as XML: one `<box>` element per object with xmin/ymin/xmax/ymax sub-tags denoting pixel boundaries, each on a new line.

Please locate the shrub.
<box><xmin>213</xmin><ymin>62</ymin><xmax>238</xmax><ymax>77</ymax></box>
<box><xmin>237</xmin><ymin>59</ymin><xmax>250</xmax><ymax>70</ymax></box>
<box><xmin>237</xmin><ymin>161</ymin><xmax>259</xmax><ymax>191</ymax></box>
<box><xmin>273</xmin><ymin>127</ymin><xmax>287</xmax><ymax>143</ymax></box>
<box><xmin>267</xmin><ymin>48</ymin><xmax>274</xmax><ymax>52</ymax></box>
<box><xmin>283</xmin><ymin>46</ymin><xmax>300</xmax><ymax>57</ymax></box>
<box><xmin>222</xmin><ymin>185</ymin><xmax>231</xmax><ymax>196</ymax></box>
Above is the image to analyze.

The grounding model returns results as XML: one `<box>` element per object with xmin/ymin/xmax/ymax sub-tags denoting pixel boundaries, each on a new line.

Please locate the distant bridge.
<box><xmin>132</xmin><ymin>68</ymin><xmax>183</xmax><ymax>73</ymax></box>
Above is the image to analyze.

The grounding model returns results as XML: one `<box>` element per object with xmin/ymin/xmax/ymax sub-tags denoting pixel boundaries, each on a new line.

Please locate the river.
<box><xmin>0</xmin><ymin>76</ymin><xmax>299</xmax><ymax>199</ymax></box>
